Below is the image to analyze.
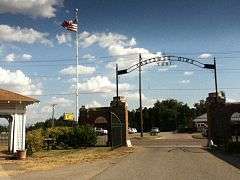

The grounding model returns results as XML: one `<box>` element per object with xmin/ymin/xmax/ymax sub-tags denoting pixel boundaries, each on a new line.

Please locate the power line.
<box><xmin>0</xmin><ymin>52</ymin><xmax>240</xmax><ymax>65</ymax></box>
<box><xmin>20</xmin><ymin>68</ymin><xmax>240</xmax><ymax>79</ymax></box>
<box><xmin>0</xmin><ymin>53</ymin><xmax>140</xmax><ymax>63</ymax></box>
<box><xmin>27</xmin><ymin>87</ymin><xmax>240</xmax><ymax>97</ymax></box>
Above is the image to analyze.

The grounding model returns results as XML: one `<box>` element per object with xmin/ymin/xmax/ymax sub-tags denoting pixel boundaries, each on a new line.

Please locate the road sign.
<box><xmin>64</xmin><ymin>113</ymin><xmax>75</xmax><ymax>121</ymax></box>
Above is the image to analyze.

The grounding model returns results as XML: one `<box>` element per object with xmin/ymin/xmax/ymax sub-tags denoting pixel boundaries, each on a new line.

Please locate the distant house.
<box><xmin>193</xmin><ymin>113</ymin><xmax>207</xmax><ymax>132</ymax></box>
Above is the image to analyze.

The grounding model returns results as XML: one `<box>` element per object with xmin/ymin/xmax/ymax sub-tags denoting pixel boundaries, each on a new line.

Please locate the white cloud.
<box><xmin>82</xmin><ymin>54</ymin><xmax>95</xmax><ymax>59</ymax></box>
<box><xmin>79</xmin><ymin>32</ymin><xmax>137</xmax><ymax>48</ymax></box>
<box><xmin>5</xmin><ymin>53</ymin><xmax>15</xmax><ymax>62</ymax></box>
<box><xmin>48</xmin><ymin>97</ymin><xmax>73</xmax><ymax>107</ymax></box>
<box><xmin>124</xmin><ymin>92</ymin><xmax>146</xmax><ymax>101</ymax></box>
<box><xmin>0</xmin><ymin>0</ymin><xmax>63</xmax><ymax>18</ymax></box>
<box><xmin>26</xmin><ymin>96</ymin><xmax>73</xmax><ymax>124</ymax></box>
<box><xmin>179</xmin><ymin>79</ymin><xmax>190</xmax><ymax>84</ymax></box>
<box><xmin>0</xmin><ymin>25</ymin><xmax>52</xmax><ymax>46</ymax></box>
<box><xmin>77</xmin><ymin>75</ymin><xmax>130</xmax><ymax>93</ymax></box>
<box><xmin>143</xmin><ymin>98</ymin><xmax>159</xmax><ymax>108</ymax></box>
<box><xmin>40</xmin><ymin>105</ymin><xmax>52</xmax><ymax>114</ymax></box>
<box><xmin>184</xmin><ymin>71</ymin><xmax>194</xmax><ymax>76</ymax></box>
<box><xmin>4</xmin><ymin>53</ymin><xmax>32</xmax><ymax>62</ymax></box>
<box><xmin>198</xmin><ymin>53</ymin><xmax>212</xmax><ymax>59</ymax></box>
<box><xmin>85</xmin><ymin>101</ymin><xmax>102</xmax><ymax>108</ymax></box>
<box><xmin>79</xmin><ymin>31</ymin><xmax>162</xmax><ymax>69</ymax></box>
<box><xmin>56</xmin><ymin>33</ymin><xmax>72</xmax><ymax>44</ymax></box>
<box><xmin>158</xmin><ymin>68</ymin><xmax>169</xmax><ymax>72</ymax></box>
<box><xmin>60</xmin><ymin>65</ymin><xmax>96</xmax><ymax>76</ymax></box>
<box><xmin>226</xmin><ymin>98</ymin><xmax>238</xmax><ymax>103</ymax></box>
<box><xmin>22</xmin><ymin>53</ymin><xmax>32</xmax><ymax>60</ymax></box>
<box><xmin>0</xmin><ymin>67</ymin><xmax>42</xmax><ymax>95</ymax></box>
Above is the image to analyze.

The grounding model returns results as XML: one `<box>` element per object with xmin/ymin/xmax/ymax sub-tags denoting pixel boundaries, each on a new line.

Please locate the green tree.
<box><xmin>194</xmin><ymin>100</ymin><xmax>207</xmax><ymax>117</ymax></box>
<box><xmin>128</xmin><ymin>99</ymin><xmax>197</xmax><ymax>132</ymax></box>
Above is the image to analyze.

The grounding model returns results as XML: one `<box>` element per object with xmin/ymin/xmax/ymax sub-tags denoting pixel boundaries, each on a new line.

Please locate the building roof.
<box><xmin>0</xmin><ymin>89</ymin><xmax>39</xmax><ymax>104</ymax></box>
<box><xmin>193</xmin><ymin>113</ymin><xmax>207</xmax><ymax>123</ymax></box>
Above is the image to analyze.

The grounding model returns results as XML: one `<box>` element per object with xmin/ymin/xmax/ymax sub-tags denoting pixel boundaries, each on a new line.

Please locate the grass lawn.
<box><xmin>0</xmin><ymin>147</ymin><xmax>135</xmax><ymax>176</ymax></box>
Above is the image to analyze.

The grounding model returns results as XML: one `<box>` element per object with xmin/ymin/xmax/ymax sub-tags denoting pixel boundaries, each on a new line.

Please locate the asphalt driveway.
<box><xmin>93</xmin><ymin>132</ymin><xmax>240</xmax><ymax>180</ymax></box>
<box><xmin>2</xmin><ymin>132</ymin><xmax>240</xmax><ymax>180</ymax></box>
<box><xmin>93</xmin><ymin>146</ymin><xmax>240</xmax><ymax>180</ymax></box>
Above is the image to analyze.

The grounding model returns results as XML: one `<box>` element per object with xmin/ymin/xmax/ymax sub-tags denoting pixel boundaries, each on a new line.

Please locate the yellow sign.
<box><xmin>64</xmin><ymin>113</ymin><xmax>75</xmax><ymax>121</ymax></box>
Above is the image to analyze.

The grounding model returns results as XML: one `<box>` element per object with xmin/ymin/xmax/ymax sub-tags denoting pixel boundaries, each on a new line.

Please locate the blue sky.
<box><xmin>0</xmin><ymin>0</ymin><xmax>239</xmax><ymax>124</ymax></box>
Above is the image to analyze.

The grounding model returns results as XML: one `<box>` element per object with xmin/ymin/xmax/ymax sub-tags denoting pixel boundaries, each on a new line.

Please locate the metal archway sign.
<box><xmin>116</xmin><ymin>54</ymin><xmax>217</xmax><ymax>137</ymax></box>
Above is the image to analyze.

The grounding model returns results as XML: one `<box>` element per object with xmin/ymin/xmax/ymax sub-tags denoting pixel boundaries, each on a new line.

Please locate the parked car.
<box><xmin>94</xmin><ymin>127</ymin><xmax>108</xmax><ymax>135</ymax></box>
<box><xmin>132</xmin><ymin>128</ymin><xmax>137</xmax><ymax>133</ymax></box>
<box><xmin>150</xmin><ymin>127</ymin><xmax>160</xmax><ymax>136</ymax></box>
<box><xmin>128</xmin><ymin>127</ymin><xmax>133</xmax><ymax>134</ymax></box>
<box><xmin>128</xmin><ymin>127</ymin><xmax>138</xmax><ymax>134</ymax></box>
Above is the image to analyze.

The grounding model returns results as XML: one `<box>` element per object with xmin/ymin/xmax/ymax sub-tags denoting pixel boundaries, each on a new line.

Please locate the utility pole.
<box><xmin>51</xmin><ymin>104</ymin><xmax>57</xmax><ymax>127</ymax></box>
<box><xmin>214</xmin><ymin>57</ymin><xmax>218</xmax><ymax>100</ymax></box>
<box><xmin>139</xmin><ymin>54</ymin><xmax>143</xmax><ymax>137</ymax></box>
<box><xmin>116</xmin><ymin>64</ymin><xmax>119</xmax><ymax>99</ymax></box>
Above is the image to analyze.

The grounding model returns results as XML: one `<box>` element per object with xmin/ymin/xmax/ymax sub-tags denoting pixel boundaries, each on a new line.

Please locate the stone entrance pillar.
<box><xmin>206</xmin><ymin>92</ymin><xmax>226</xmax><ymax>145</ymax></box>
<box><xmin>110</xmin><ymin>96</ymin><xmax>128</xmax><ymax>146</ymax></box>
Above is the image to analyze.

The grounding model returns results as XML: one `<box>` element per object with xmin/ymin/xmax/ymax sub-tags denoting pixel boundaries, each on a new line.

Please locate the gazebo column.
<box><xmin>9</xmin><ymin>118</ymin><xmax>14</xmax><ymax>153</ymax></box>
<box><xmin>10</xmin><ymin>114</ymin><xmax>26</xmax><ymax>153</ymax></box>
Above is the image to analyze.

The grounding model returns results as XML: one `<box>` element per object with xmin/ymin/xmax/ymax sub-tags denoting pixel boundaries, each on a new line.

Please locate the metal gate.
<box><xmin>110</xmin><ymin>112</ymin><xmax>122</xmax><ymax>149</ymax></box>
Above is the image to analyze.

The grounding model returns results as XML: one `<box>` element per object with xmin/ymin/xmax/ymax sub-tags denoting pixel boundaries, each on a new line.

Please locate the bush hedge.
<box><xmin>26</xmin><ymin>125</ymin><xmax>97</xmax><ymax>154</ymax></box>
<box><xmin>26</xmin><ymin>128</ymin><xmax>45</xmax><ymax>155</ymax></box>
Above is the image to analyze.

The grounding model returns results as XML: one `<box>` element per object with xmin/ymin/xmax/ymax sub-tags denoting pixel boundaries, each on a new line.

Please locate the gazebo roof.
<box><xmin>0</xmin><ymin>89</ymin><xmax>39</xmax><ymax>104</ymax></box>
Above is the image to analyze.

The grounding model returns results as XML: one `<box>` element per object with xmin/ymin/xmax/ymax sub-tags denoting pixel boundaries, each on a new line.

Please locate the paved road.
<box><xmin>93</xmin><ymin>132</ymin><xmax>240</xmax><ymax>180</ymax></box>
<box><xmin>3</xmin><ymin>132</ymin><xmax>240</xmax><ymax>180</ymax></box>
<box><xmin>93</xmin><ymin>147</ymin><xmax>240</xmax><ymax>180</ymax></box>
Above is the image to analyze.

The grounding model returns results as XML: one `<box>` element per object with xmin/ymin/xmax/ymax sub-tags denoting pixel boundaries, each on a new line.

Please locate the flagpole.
<box><xmin>75</xmin><ymin>9</ymin><xmax>79</xmax><ymax>124</ymax></box>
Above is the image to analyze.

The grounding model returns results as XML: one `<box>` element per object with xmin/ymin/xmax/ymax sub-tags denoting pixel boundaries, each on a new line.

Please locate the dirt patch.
<box><xmin>0</xmin><ymin>147</ymin><xmax>135</xmax><ymax>177</ymax></box>
<box><xmin>192</xmin><ymin>133</ymin><xmax>206</xmax><ymax>139</ymax></box>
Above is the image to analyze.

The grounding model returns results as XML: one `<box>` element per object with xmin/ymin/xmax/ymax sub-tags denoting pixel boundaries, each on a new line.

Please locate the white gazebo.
<box><xmin>0</xmin><ymin>89</ymin><xmax>39</xmax><ymax>153</ymax></box>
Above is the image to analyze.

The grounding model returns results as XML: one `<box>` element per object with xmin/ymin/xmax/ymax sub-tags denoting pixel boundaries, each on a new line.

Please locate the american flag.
<box><xmin>62</xmin><ymin>19</ymin><xmax>78</xmax><ymax>32</ymax></box>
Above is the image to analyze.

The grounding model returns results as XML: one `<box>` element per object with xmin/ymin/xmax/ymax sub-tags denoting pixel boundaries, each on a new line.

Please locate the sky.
<box><xmin>0</xmin><ymin>0</ymin><xmax>240</xmax><ymax>125</ymax></box>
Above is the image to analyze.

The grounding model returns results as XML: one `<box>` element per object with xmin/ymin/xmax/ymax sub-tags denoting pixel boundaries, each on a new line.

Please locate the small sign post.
<box><xmin>64</xmin><ymin>113</ymin><xmax>75</xmax><ymax>121</ymax></box>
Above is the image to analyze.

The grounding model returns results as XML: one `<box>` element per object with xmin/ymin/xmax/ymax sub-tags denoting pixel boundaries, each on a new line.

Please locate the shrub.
<box><xmin>71</xmin><ymin>125</ymin><xmax>97</xmax><ymax>147</ymax></box>
<box><xmin>52</xmin><ymin>125</ymin><xmax>97</xmax><ymax>148</ymax></box>
<box><xmin>47</xmin><ymin>127</ymin><xmax>73</xmax><ymax>148</ymax></box>
<box><xmin>26</xmin><ymin>128</ymin><xmax>45</xmax><ymax>155</ymax></box>
<box><xmin>26</xmin><ymin>125</ymin><xmax>97</xmax><ymax>154</ymax></box>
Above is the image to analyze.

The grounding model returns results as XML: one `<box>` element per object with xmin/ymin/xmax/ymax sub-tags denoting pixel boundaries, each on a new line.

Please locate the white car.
<box><xmin>94</xmin><ymin>127</ymin><xmax>108</xmax><ymax>135</ymax></box>
<box><xmin>150</xmin><ymin>127</ymin><xmax>160</xmax><ymax>135</ymax></box>
<box><xmin>128</xmin><ymin>127</ymin><xmax>137</xmax><ymax>134</ymax></box>
<box><xmin>128</xmin><ymin>127</ymin><xmax>133</xmax><ymax>134</ymax></box>
<box><xmin>132</xmin><ymin>128</ymin><xmax>137</xmax><ymax>133</ymax></box>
